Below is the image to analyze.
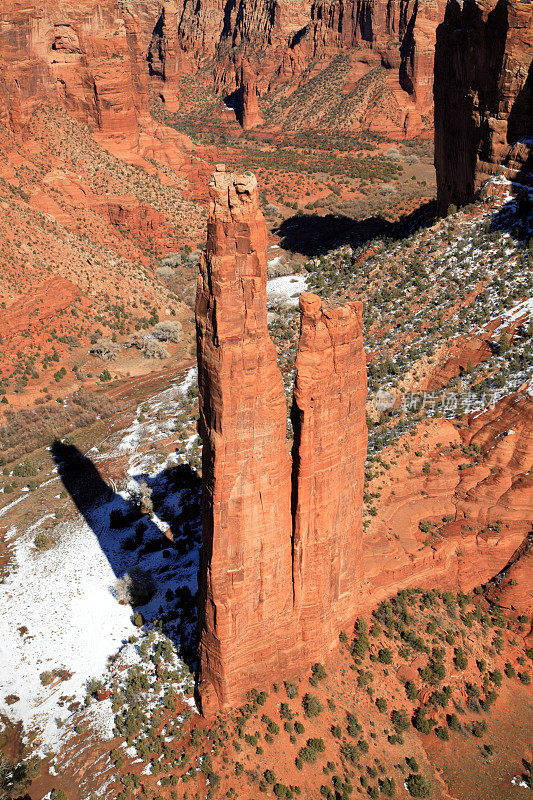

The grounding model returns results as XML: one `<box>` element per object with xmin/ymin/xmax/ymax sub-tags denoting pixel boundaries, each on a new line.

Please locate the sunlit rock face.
<box><xmin>195</xmin><ymin>167</ymin><xmax>368</xmax><ymax>714</ymax></box>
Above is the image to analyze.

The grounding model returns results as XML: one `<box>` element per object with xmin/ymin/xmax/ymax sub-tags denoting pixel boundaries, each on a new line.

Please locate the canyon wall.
<box><xmin>0</xmin><ymin>0</ymin><xmax>448</xmax><ymax>137</ymax></box>
<box><xmin>0</xmin><ymin>0</ymin><xmax>151</xmax><ymax>145</ymax></box>
<box><xmin>147</xmin><ymin>0</ymin><xmax>447</xmax><ymax>134</ymax></box>
<box><xmin>195</xmin><ymin>167</ymin><xmax>368</xmax><ymax>713</ymax></box>
<box><xmin>434</xmin><ymin>0</ymin><xmax>533</xmax><ymax>214</ymax></box>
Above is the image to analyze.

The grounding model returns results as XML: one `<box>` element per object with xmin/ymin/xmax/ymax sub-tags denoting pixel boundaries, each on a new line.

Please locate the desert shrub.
<box><xmin>412</xmin><ymin>708</ymin><xmax>434</xmax><ymax>735</ymax></box>
<box><xmin>490</xmin><ymin>669</ymin><xmax>502</xmax><ymax>687</ymax></box>
<box><xmin>302</xmin><ymin>694</ymin><xmax>323</xmax><ymax>718</ymax></box>
<box><xmin>435</xmin><ymin>726</ymin><xmax>449</xmax><ymax>741</ymax></box>
<box><xmin>307</xmin><ymin>737</ymin><xmax>325</xmax><ymax>753</ymax></box>
<box><xmin>376</xmin><ymin>697</ymin><xmax>387</xmax><ymax>712</ymax></box>
<box><xmin>152</xmin><ymin>320</ymin><xmax>182</xmax><ymax>342</ymax></box>
<box><xmin>51</xmin><ymin>790</ymin><xmax>68</xmax><ymax>800</ymax></box>
<box><xmin>310</xmin><ymin>663</ymin><xmax>327</xmax><ymax>683</ymax></box>
<box><xmin>143</xmin><ymin>338</ymin><xmax>169</xmax><ymax>359</ymax></box>
<box><xmin>34</xmin><ymin>532</ymin><xmax>51</xmax><ymax>550</ymax></box>
<box><xmin>471</xmin><ymin>721</ymin><xmax>487</xmax><ymax>738</ymax></box>
<box><xmin>453</xmin><ymin>647</ymin><xmax>468</xmax><ymax>670</ymax></box>
<box><xmin>0</xmin><ymin>390</ymin><xmax>125</xmax><ymax>462</ymax></box>
<box><xmin>113</xmin><ymin>567</ymin><xmax>155</xmax><ymax>606</ymax></box>
<box><xmin>280</xmin><ymin>702</ymin><xmax>293</xmax><ymax>719</ymax></box>
<box><xmin>378</xmin><ymin>648</ymin><xmax>393</xmax><ymax>665</ymax></box>
<box><xmin>405</xmin><ymin>680</ymin><xmax>418</xmax><ymax>701</ymax></box>
<box><xmin>340</xmin><ymin>743</ymin><xmax>359</xmax><ymax>764</ymax></box>
<box><xmin>391</xmin><ymin>708</ymin><xmax>409</xmax><ymax>732</ymax></box>
<box><xmin>351</xmin><ymin>631</ymin><xmax>369</xmax><ymax>659</ymax></box>
<box><xmin>406</xmin><ymin>773</ymin><xmax>431</xmax><ymax>797</ymax></box>
<box><xmin>89</xmin><ymin>338</ymin><xmax>120</xmax><ymax>361</ymax></box>
<box><xmin>284</xmin><ymin>681</ymin><xmax>298</xmax><ymax>699</ymax></box>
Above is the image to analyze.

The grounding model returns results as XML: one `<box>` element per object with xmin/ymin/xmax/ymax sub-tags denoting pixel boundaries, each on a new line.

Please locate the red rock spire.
<box><xmin>196</xmin><ymin>167</ymin><xmax>368</xmax><ymax>715</ymax></box>
<box><xmin>292</xmin><ymin>293</ymin><xmax>368</xmax><ymax>648</ymax></box>
<box><xmin>196</xmin><ymin>165</ymin><xmax>298</xmax><ymax>715</ymax></box>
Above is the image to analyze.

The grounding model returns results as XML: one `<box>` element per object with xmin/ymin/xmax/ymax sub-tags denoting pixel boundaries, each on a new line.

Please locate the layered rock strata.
<box><xmin>195</xmin><ymin>168</ymin><xmax>368</xmax><ymax>713</ymax></box>
<box><xmin>434</xmin><ymin>0</ymin><xmax>533</xmax><ymax>214</ymax></box>
<box><xmin>0</xmin><ymin>0</ymin><xmax>150</xmax><ymax>144</ymax></box>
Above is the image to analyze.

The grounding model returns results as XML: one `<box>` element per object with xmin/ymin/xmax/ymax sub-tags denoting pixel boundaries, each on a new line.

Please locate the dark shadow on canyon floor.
<box><xmin>51</xmin><ymin>441</ymin><xmax>201</xmax><ymax>675</ymax></box>
<box><xmin>274</xmin><ymin>200</ymin><xmax>437</xmax><ymax>257</ymax></box>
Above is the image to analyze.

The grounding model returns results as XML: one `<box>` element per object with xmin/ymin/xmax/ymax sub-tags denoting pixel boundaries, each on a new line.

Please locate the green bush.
<box><xmin>310</xmin><ymin>663</ymin><xmax>327</xmax><ymax>683</ymax></box>
<box><xmin>302</xmin><ymin>693</ymin><xmax>323</xmax><ymax>718</ymax></box>
<box><xmin>406</xmin><ymin>773</ymin><xmax>431</xmax><ymax>797</ymax></box>
<box><xmin>391</xmin><ymin>708</ymin><xmax>409</xmax><ymax>732</ymax></box>
<box><xmin>405</xmin><ymin>681</ymin><xmax>418</xmax><ymax>701</ymax></box>
<box><xmin>453</xmin><ymin>647</ymin><xmax>468</xmax><ymax>670</ymax></box>
<box><xmin>412</xmin><ymin>708</ymin><xmax>434</xmax><ymax>735</ymax></box>
<box><xmin>378</xmin><ymin>648</ymin><xmax>393</xmax><ymax>665</ymax></box>
<box><xmin>284</xmin><ymin>681</ymin><xmax>298</xmax><ymax>699</ymax></box>
<box><xmin>340</xmin><ymin>742</ymin><xmax>359</xmax><ymax>764</ymax></box>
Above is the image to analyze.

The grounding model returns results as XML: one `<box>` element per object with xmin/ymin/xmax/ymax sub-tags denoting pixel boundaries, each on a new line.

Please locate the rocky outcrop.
<box><xmin>147</xmin><ymin>1</ymin><xmax>181</xmax><ymax>112</ymax></box>
<box><xmin>196</xmin><ymin>168</ymin><xmax>368</xmax><ymax>713</ymax></box>
<box><xmin>363</xmin><ymin>389</ymin><xmax>533</xmax><ymax>605</ymax></box>
<box><xmin>239</xmin><ymin>62</ymin><xmax>264</xmax><ymax>130</ymax></box>
<box><xmin>0</xmin><ymin>0</ymin><xmax>150</xmax><ymax>145</ymax></box>
<box><xmin>292</xmin><ymin>293</ymin><xmax>367</xmax><ymax>651</ymax></box>
<box><xmin>195</xmin><ymin>166</ymin><xmax>300</xmax><ymax>715</ymax></box>
<box><xmin>434</xmin><ymin>0</ymin><xmax>533</xmax><ymax>214</ymax></box>
<box><xmin>97</xmin><ymin>196</ymin><xmax>165</xmax><ymax>234</ymax></box>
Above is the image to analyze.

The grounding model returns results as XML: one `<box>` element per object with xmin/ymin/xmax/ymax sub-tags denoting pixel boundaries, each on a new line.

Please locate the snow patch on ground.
<box><xmin>267</xmin><ymin>273</ymin><xmax>307</xmax><ymax>307</ymax></box>
<box><xmin>0</xmin><ymin>518</ymin><xmax>137</xmax><ymax>756</ymax></box>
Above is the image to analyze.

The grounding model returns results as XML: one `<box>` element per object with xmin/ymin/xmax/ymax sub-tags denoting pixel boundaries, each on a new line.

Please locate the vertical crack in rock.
<box><xmin>434</xmin><ymin>0</ymin><xmax>533</xmax><ymax>214</ymax></box>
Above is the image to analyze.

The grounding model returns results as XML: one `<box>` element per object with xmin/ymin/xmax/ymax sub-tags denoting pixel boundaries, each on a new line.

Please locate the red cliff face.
<box><xmin>147</xmin><ymin>1</ymin><xmax>182</xmax><ymax>112</ymax></box>
<box><xmin>164</xmin><ymin>0</ymin><xmax>447</xmax><ymax>134</ymax></box>
<box><xmin>239</xmin><ymin>62</ymin><xmax>264</xmax><ymax>130</ymax></box>
<box><xmin>434</xmin><ymin>0</ymin><xmax>533</xmax><ymax>214</ymax></box>
<box><xmin>292</xmin><ymin>293</ymin><xmax>367</xmax><ymax>651</ymax></box>
<box><xmin>196</xmin><ymin>168</ymin><xmax>368</xmax><ymax>714</ymax></box>
<box><xmin>0</xmin><ymin>0</ymin><xmax>151</xmax><ymax>145</ymax></box>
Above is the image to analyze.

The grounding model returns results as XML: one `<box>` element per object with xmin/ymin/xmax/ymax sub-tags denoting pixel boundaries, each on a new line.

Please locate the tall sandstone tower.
<box><xmin>196</xmin><ymin>166</ymin><xmax>368</xmax><ymax>714</ymax></box>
